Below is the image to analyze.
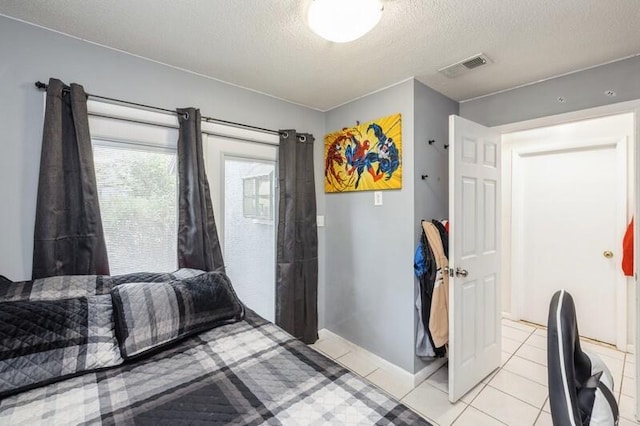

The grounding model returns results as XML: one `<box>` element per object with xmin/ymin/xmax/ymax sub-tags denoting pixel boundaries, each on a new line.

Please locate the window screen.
<box><xmin>93</xmin><ymin>142</ymin><xmax>177</xmax><ymax>275</ymax></box>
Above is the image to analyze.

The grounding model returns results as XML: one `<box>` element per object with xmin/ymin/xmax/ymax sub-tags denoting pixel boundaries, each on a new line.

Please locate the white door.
<box><xmin>506</xmin><ymin>114</ymin><xmax>631</xmax><ymax>347</ymax></box>
<box><xmin>205</xmin><ymin>136</ymin><xmax>278</xmax><ymax>321</ymax></box>
<box><xmin>448</xmin><ymin>115</ymin><xmax>502</xmax><ymax>403</ymax></box>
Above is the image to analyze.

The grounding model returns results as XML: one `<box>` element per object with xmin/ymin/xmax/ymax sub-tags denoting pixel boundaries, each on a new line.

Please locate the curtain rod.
<box><xmin>34</xmin><ymin>81</ymin><xmax>282</xmax><ymax>136</ymax></box>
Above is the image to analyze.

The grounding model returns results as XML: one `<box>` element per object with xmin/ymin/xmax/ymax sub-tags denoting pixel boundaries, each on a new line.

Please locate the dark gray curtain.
<box><xmin>276</xmin><ymin>130</ymin><xmax>318</xmax><ymax>344</ymax></box>
<box><xmin>176</xmin><ymin>108</ymin><xmax>225</xmax><ymax>272</ymax></box>
<box><xmin>32</xmin><ymin>78</ymin><xmax>110</xmax><ymax>279</ymax></box>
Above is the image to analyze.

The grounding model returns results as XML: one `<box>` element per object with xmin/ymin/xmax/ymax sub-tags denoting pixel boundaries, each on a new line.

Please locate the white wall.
<box><xmin>461</xmin><ymin>55</ymin><xmax>640</xmax><ymax>348</ymax></box>
<box><xmin>460</xmin><ymin>55</ymin><xmax>640</xmax><ymax>127</ymax></box>
<box><xmin>501</xmin><ymin>113</ymin><xmax>636</xmax><ymax>346</ymax></box>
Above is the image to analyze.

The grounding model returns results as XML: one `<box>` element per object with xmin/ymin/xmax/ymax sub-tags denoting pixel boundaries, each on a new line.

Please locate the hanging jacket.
<box><xmin>622</xmin><ymin>218</ymin><xmax>634</xmax><ymax>277</ymax></box>
<box><xmin>432</xmin><ymin>220</ymin><xmax>448</xmax><ymax>259</ymax></box>
<box><xmin>423</xmin><ymin>221</ymin><xmax>449</xmax><ymax>348</ymax></box>
<box><xmin>414</xmin><ymin>229</ymin><xmax>446</xmax><ymax>357</ymax></box>
<box><xmin>414</xmin><ymin>290</ymin><xmax>435</xmax><ymax>357</ymax></box>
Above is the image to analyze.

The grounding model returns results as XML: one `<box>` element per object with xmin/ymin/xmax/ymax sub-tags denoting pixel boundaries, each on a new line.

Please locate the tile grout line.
<box><xmin>619</xmin><ymin>354</ymin><xmax>627</xmax><ymax>403</ymax></box>
<box><xmin>472</xmin><ymin>327</ymin><xmax>549</xmax><ymax>420</ymax></box>
<box><xmin>321</xmin><ymin>338</ymin><xmax>432</xmax><ymax>414</ymax></box>
<box><xmin>364</xmin><ymin>367</ymin><xmax>380</xmax><ymax>379</ymax></box>
<box><xmin>319</xmin><ymin>323</ymin><xmax>629</xmax><ymax>425</ymax></box>
<box><xmin>449</xmin><ymin>381</ymin><xmax>513</xmax><ymax>426</ymax></box>
<box><xmin>484</xmin><ymin>381</ymin><xmax>546</xmax><ymax>411</ymax></box>
<box><xmin>502</xmin><ymin>322</ymin><xmax>538</xmax><ymax>334</ymax></box>
<box><xmin>335</xmin><ymin>355</ymin><xmax>426</xmax><ymax>414</ymax></box>
<box><xmin>511</xmin><ymin>352</ymin><xmax>546</xmax><ymax>368</ymax></box>
<box><xmin>463</xmin><ymin>404</ymin><xmax>510</xmax><ymax>426</ymax></box>
<box><xmin>471</xmin><ymin>386</ymin><xmax>541</xmax><ymax>425</ymax></box>
<box><xmin>364</xmin><ymin>367</ymin><xmax>416</xmax><ymax>402</ymax></box>
<box><xmin>532</xmin><ymin>407</ymin><xmax>544</xmax><ymax>425</ymax></box>
<box><xmin>498</xmin><ymin>327</ymin><xmax>551</xmax><ymax>388</ymax></box>
<box><xmin>450</xmin><ymin>403</ymin><xmax>471</xmax><ymax>425</ymax></box>
<box><xmin>500</xmin><ymin>364</ymin><xmax>547</xmax><ymax>388</ymax></box>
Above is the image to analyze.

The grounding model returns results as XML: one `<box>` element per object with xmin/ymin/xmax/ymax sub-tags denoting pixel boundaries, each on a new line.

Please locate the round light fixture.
<box><xmin>308</xmin><ymin>0</ymin><xmax>383</xmax><ymax>43</ymax></box>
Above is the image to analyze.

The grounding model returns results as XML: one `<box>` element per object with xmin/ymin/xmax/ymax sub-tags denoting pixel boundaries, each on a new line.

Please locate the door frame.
<box><xmin>493</xmin><ymin>99</ymin><xmax>639</xmax><ymax>349</ymax></box>
<box><xmin>509</xmin><ymin>135</ymin><xmax>628</xmax><ymax>348</ymax></box>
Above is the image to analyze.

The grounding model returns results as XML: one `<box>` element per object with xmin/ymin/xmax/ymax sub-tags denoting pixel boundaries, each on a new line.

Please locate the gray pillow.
<box><xmin>0</xmin><ymin>295</ymin><xmax>123</xmax><ymax>398</ymax></box>
<box><xmin>110</xmin><ymin>272</ymin><xmax>245</xmax><ymax>360</ymax></box>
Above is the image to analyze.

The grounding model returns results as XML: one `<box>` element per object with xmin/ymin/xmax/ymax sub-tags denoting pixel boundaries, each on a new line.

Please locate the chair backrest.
<box><xmin>547</xmin><ymin>289</ymin><xmax>597</xmax><ymax>426</ymax></box>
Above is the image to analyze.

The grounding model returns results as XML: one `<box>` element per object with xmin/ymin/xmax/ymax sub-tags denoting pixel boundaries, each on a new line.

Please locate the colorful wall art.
<box><xmin>324</xmin><ymin>113</ymin><xmax>402</xmax><ymax>193</ymax></box>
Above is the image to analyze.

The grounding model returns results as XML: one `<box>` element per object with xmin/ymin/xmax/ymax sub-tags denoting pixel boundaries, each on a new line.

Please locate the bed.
<box><xmin>0</xmin><ymin>270</ymin><xmax>429</xmax><ymax>425</ymax></box>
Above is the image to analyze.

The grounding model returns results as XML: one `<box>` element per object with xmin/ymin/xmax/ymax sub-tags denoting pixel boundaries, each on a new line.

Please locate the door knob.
<box><xmin>455</xmin><ymin>267</ymin><xmax>468</xmax><ymax>278</ymax></box>
<box><xmin>603</xmin><ymin>251</ymin><xmax>614</xmax><ymax>259</ymax></box>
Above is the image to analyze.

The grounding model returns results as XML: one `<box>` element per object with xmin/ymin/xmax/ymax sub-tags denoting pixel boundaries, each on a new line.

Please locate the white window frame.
<box><xmin>242</xmin><ymin>171</ymin><xmax>274</xmax><ymax>221</ymax></box>
<box><xmin>87</xmin><ymin>99</ymin><xmax>279</xmax><ymax>262</ymax></box>
<box><xmin>88</xmin><ymin>101</ymin><xmax>181</xmax><ymax>274</ymax></box>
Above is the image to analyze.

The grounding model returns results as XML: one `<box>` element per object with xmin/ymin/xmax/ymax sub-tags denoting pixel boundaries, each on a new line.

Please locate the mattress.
<box><xmin>0</xmin><ymin>309</ymin><xmax>430</xmax><ymax>425</ymax></box>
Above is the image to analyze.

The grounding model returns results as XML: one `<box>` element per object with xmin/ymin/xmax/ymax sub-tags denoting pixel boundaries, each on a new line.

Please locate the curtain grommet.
<box><xmin>299</xmin><ymin>135</ymin><xmax>307</xmax><ymax>142</ymax></box>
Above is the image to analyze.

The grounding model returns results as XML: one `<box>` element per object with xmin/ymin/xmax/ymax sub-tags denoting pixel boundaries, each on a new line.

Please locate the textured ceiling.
<box><xmin>1</xmin><ymin>0</ymin><xmax>639</xmax><ymax>110</ymax></box>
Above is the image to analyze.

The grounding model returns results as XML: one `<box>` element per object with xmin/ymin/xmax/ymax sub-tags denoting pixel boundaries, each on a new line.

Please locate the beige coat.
<box><xmin>422</xmin><ymin>221</ymin><xmax>449</xmax><ymax>348</ymax></box>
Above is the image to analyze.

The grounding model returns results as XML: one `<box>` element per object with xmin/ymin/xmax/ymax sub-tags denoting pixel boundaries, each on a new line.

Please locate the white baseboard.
<box><xmin>413</xmin><ymin>358</ymin><xmax>448</xmax><ymax>386</ymax></box>
<box><xmin>317</xmin><ymin>328</ymin><xmax>447</xmax><ymax>387</ymax></box>
<box><xmin>501</xmin><ymin>311</ymin><xmax>515</xmax><ymax>321</ymax></box>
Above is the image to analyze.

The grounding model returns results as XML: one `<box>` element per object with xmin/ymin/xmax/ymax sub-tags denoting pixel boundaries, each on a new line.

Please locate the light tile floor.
<box><xmin>309</xmin><ymin>319</ymin><xmax>638</xmax><ymax>425</ymax></box>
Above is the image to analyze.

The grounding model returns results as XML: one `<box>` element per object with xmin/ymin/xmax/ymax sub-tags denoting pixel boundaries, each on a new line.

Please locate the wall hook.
<box><xmin>428</xmin><ymin>139</ymin><xmax>435</xmax><ymax>145</ymax></box>
<box><xmin>444</xmin><ymin>144</ymin><xmax>449</xmax><ymax>149</ymax></box>
<box><xmin>421</xmin><ymin>174</ymin><xmax>429</xmax><ymax>180</ymax></box>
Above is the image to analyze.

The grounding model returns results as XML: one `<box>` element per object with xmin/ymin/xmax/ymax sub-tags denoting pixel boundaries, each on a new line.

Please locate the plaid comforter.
<box><xmin>0</xmin><ymin>310</ymin><xmax>430</xmax><ymax>425</ymax></box>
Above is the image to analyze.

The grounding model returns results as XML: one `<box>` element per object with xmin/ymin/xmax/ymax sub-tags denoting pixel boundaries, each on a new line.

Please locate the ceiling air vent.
<box><xmin>438</xmin><ymin>53</ymin><xmax>491</xmax><ymax>78</ymax></box>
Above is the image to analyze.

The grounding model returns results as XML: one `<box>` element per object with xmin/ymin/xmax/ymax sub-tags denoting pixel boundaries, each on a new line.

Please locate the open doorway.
<box><xmin>501</xmin><ymin>113</ymin><xmax>635</xmax><ymax>350</ymax></box>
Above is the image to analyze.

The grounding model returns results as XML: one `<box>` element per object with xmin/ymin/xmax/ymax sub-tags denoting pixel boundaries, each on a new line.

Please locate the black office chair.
<box><xmin>547</xmin><ymin>289</ymin><xmax>619</xmax><ymax>426</ymax></box>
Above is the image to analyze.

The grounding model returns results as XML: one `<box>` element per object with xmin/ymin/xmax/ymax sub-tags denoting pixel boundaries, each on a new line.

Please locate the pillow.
<box><xmin>111</xmin><ymin>272</ymin><xmax>245</xmax><ymax>360</ymax></box>
<box><xmin>577</xmin><ymin>351</ymin><xmax>619</xmax><ymax>426</ymax></box>
<box><xmin>0</xmin><ymin>295</ymin><xmax>123</xmax><ymax>398</ymax></box>
<box><xmin>0</xmin><ymin>269</ymin><xmax>205</xmax><ymax>303</ymax></box>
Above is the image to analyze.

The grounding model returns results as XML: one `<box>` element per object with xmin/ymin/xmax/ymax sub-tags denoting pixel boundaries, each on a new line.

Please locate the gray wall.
<box><xmin>0</xmin><ymin>16</ymin><xmax>326</xmax><ymax>327</ymax></box>
<box><xmin>324</xmin><ymin>79</ymin><xmax>416</xmax><ymax>372</ymax></box>
<box><xmin>1</xmin><ymin>16</ymin><xmax>460</xmax><ymax>373</ymax></box>
<box><xmin>412</xmin><ymin>81</ymin><xmax>458</xmax><ymax>372</ymax></box>
<box><xmin>323</xmin><ymin>79</ymin><xmax>457</xmax><ymax>373</ymax></box>
<box><xmin>460</xmin><ymin>55</ymin><xmax>640</xmax><ymax>126</ymax></box>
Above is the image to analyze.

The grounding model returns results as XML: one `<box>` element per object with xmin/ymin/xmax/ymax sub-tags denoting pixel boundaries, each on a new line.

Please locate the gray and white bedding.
<box><xmin>0</xmin><ymin>271</ymin><xmax>429</xmax><ymax>425</ymax></box>
<box><xmin>0</xmin><ymin>269</ymin><xmax>205</xmax><ymax>302</ymax></box>
<box><xmin>0</xmin><ymin>295</ymin><xmax>122</xmax><ymax>397</ymax></box>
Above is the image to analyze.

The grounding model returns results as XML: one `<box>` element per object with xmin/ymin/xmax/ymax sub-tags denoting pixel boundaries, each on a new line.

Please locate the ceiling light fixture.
<box><xmin>308</xmin><ymin>0</ymin><xmax>383</xmax><ymax>43</ymax></box>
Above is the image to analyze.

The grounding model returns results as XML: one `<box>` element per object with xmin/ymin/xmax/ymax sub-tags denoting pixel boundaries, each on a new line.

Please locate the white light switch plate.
<box><xmin>374</xmin><ymin>191</ymin><xmax>383</xmax><ymax>206</ymax></box>
<box><xmin>317</xmin><ymin>215</ymin><xmax>325</xmax><ymax>227</ymax></box>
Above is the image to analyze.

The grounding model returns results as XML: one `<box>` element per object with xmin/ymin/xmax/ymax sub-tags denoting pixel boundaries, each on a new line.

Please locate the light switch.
<box><xmin>317</xmin><ymin>215</ymin><xmax>325</xmax><ymax>227</ymax></box>
<box><xmin>374</xmin><ymin>191</ymin><xmax>383</xmax><ymax>206</ymax></box>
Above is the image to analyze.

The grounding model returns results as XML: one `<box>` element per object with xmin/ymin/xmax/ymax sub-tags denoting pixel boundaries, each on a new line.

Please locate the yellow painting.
<box><xmin>324</xmin><ymin>113</ymin><xmax>402</xmax><ymax>193</ymax></box>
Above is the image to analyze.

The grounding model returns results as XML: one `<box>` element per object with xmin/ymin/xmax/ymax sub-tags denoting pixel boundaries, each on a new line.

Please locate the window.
<box><xmin>93</xmin><ymin>143</ymin><xmax>178</xmax><ymax>275</ymax></box>
<box><xmin>242</xmin><ymin>172</ymin><xmax>273</xmax><ymax>220</ymax></box>
<box><xmin>217</xmin><ymin>146</ymin><xmax>277</xmax><ymax>322</ymax></box>
<box><xmin>89</xmin><ymin>104</ymin><xmax>179</xmax><ymax>275</ymax></box>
